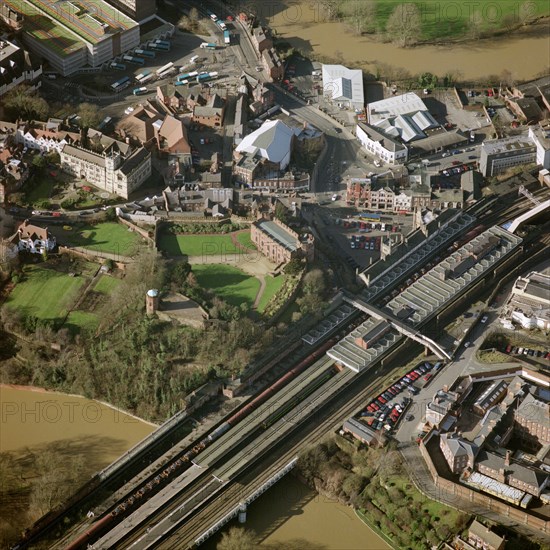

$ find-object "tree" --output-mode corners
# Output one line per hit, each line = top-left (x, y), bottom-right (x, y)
(468, 10), (484, 39)
(32, 154), (47, 173)
(519, 1), (537, 24)
(178, 14), (191, 31)
(76, 102), (101, 130)
(274, 202), (290, 224)
(386, 4), (422, 47)
(217, 527), (256, 550)
(4, 85), (49, 120)
(418, 72), (437, 89)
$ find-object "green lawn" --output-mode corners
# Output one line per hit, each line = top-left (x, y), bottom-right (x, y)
(65, 310), (99, 332)
(5, 266), (85, 321)
(191, 264), (260, 308)
(94, 275), (121, 294)
(256, 274), (286, 313)
(159, 234), (238, 256)
(235, 231), (256, 251)
(67, 223), (141, 256)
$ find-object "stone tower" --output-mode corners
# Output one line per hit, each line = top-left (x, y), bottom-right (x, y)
(146, 289), (159, 315)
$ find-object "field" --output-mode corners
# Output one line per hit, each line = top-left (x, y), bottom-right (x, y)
(256, 274), (286, 313)
(338, 0), (550, 41)
(192, 264), (260, 308)
(4, 266), (86, 321)
(235, 231), (257, 251)
(94, 275), (121, 294)
(158, 234), (239, 257)
(66, 223), (141, 256)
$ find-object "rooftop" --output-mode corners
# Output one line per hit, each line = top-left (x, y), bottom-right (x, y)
(482, 135), (536, 156)
(516, 392), (550, 426)
(4, 0), (86, 57)
(255, 220), (298, 252)
(357, 122), (407, 152)
(22, 0), (137, 45)
(368, 93), (426, 124)
(321, 64), (364, 107)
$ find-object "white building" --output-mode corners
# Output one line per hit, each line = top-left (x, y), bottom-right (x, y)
(356, 122), (408, 165)
(505, 271), (550, 330)
(528, 125), (550, 169)
(60, 132), (151, 199)
(321, 64), (364, 111)
(15, 220), (56, 254)
(16, 120), (81, 154)
(367, 93), (427, 125)
(235, 119), (300, 171)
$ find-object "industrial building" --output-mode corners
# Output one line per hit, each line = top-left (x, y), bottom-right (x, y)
(103, 0), (156, 22)
(321, 64), (364, 111)
(479, 135), (537, 177)
(503, 270), (550, 330)
(1, 0), (139, 76)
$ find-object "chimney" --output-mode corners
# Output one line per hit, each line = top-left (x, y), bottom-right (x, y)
(505, 450), (511, 466)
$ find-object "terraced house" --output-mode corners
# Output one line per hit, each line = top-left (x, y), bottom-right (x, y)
(1, 0), (139, 76)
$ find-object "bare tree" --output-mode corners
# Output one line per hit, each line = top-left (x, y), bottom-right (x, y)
(386, 3), (422, 47)
(467, 10), (484, 39)
(345, 0), (377, 35)
(217, 527), (256, 550)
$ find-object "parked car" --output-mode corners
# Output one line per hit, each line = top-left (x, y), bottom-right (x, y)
(481, 315), (488, 323)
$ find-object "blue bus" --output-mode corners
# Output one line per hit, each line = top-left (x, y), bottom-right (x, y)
(123, 55), (145, 65)
(135, 49), (156, 58)
(98, 116), (113, 130)
(110, 62), (127, 71)
(177, 71), (198, 81)
(223, 30), (230, 44)
(110, 76), (130, 92)
(149, 42), (170, 52)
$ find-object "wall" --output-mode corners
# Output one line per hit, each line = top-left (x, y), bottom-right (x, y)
(117, 215), (155, 245)
(419, 435), (550, 533)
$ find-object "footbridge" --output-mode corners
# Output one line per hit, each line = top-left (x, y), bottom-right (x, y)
(506, 199), (550, 234)
(342, 293), (452, 361)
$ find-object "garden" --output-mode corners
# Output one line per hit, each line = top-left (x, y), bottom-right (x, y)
(64, 222), (142, 256)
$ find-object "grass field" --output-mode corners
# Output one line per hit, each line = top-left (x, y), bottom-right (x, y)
(192, 264), (260, 308)
(5, 266), (86, 321)
(256, 274), (286, 313)
(159, 234), (238, 256)
(67, 223), (141, 256)
(65, 310), (99, 332)
(94, 275), (121, 294)
(235, 231), (256, 251)
(338, 0), (550, 41)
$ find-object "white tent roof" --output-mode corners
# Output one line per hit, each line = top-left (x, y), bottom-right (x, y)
(368, 93), (426, 124)
(321, 64), (364, 108)
(235, 119), (299, 163)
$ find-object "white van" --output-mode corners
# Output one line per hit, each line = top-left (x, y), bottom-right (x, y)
(189, 55), (199, 64)
(312, 70), (321, 77)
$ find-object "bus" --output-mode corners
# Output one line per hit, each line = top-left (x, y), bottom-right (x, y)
(199, 42), (217, 49)
(177, 71), (198, 81)
(207, 10), (218, 21)
(135, 69), (151, 82)
(153, 39), (170, 47)
(358, 212), (382, 222)
(156, 62), (174, 76)
(216, 20), (227, 31)
(149, 41), (170, 52)
(175, 79), (188, 86)
(137, 72), (154, 84)
(197, 71), (218, 83)
(123, 55), (145, 65)
(135, 49), (155, 58)
(223, 30), (230, 44)
(110, 76), (130, 92)
(133, 86), (148, 95)
(109, 62), (126, 71)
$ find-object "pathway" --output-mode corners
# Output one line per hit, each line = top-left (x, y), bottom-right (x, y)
(252, 275), (266, 311)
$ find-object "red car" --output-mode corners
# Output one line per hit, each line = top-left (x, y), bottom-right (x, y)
(424, 373), (433, 382)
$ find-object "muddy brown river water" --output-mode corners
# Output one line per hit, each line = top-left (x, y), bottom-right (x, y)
(266, 1), (550, 81)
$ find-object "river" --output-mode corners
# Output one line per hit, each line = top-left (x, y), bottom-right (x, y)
(205, 475), (390, 550)
(265, 0), (550, 81)
(0, 386), (156, 475)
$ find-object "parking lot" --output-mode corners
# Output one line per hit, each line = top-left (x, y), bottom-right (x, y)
(355, 361), (442, 437)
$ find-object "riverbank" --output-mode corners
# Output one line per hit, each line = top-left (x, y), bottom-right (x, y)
(267, 2), (550, 81)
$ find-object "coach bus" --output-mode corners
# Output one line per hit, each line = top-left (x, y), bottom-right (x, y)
(110, 76), (130, 92)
